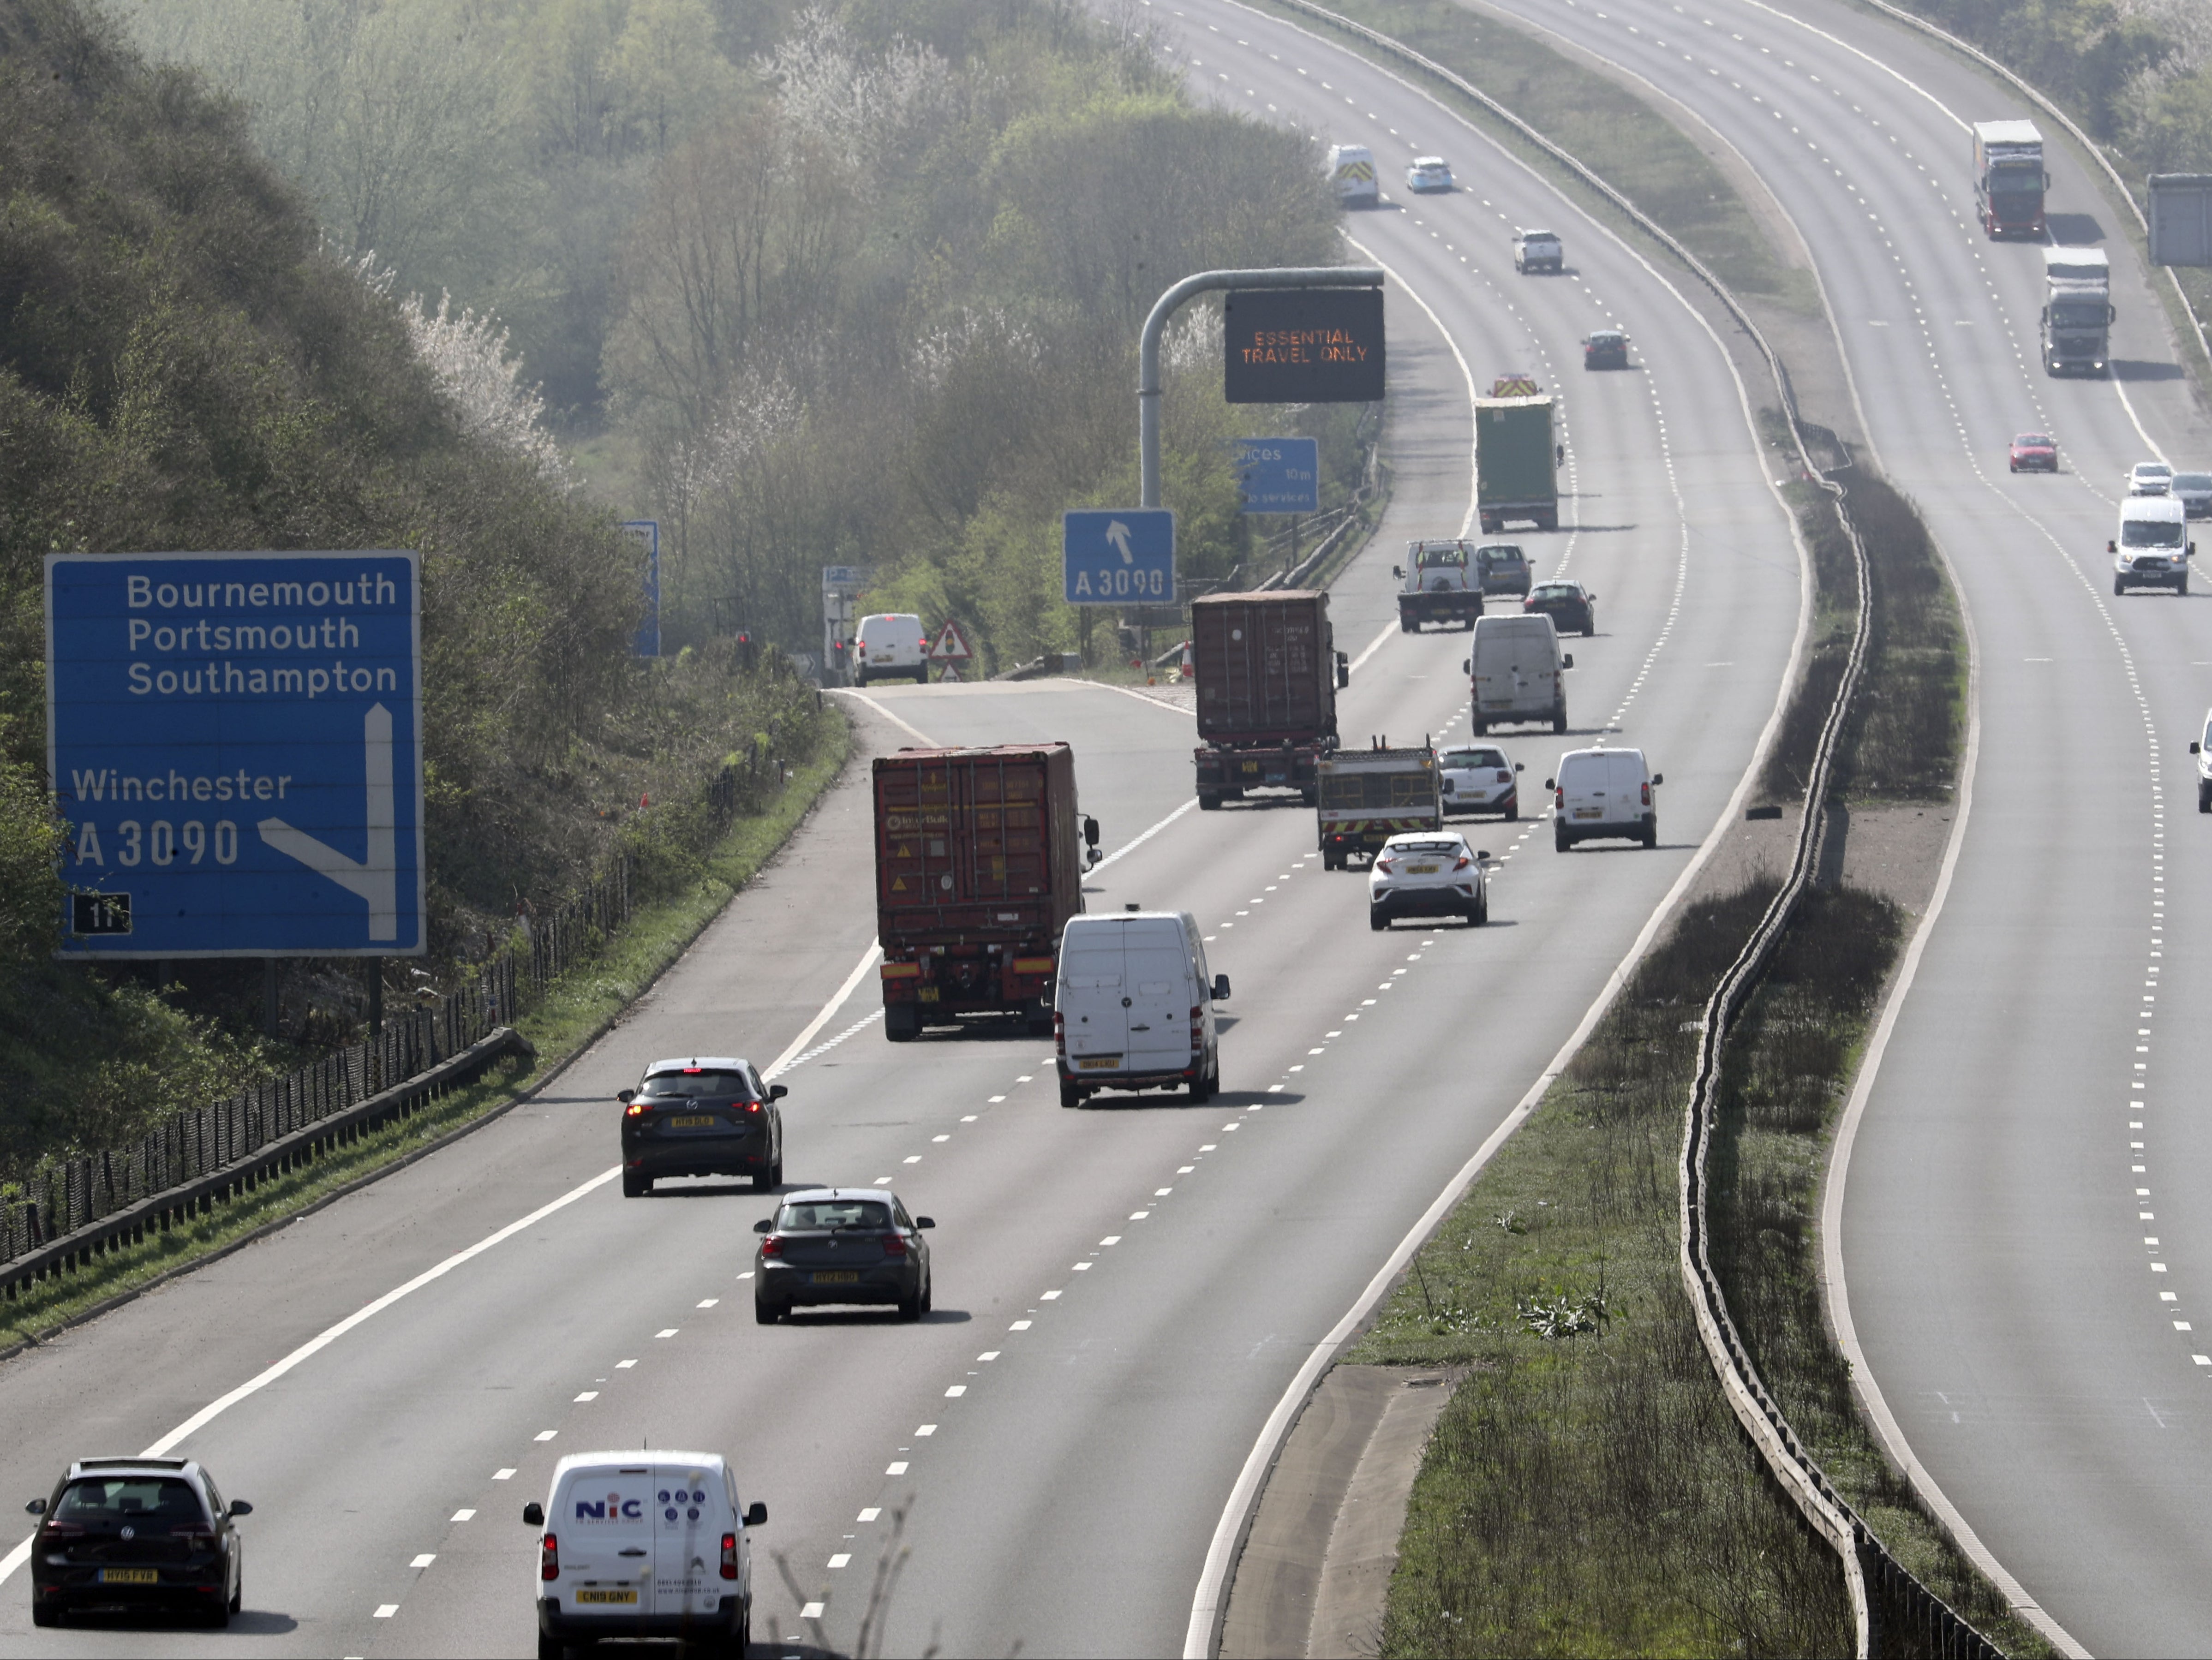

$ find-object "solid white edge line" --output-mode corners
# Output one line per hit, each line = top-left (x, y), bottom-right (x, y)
(830, 687), (936, 746)
(1178, 37), (1820, 1639)
(1091, 799), (1201, 874)
(1345, 618), (1399, 678)
(2110, 378), (2169, 467)
(0, 1164), (624, 1588)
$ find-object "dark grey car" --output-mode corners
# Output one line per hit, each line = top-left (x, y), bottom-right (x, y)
(619, 1057), (784, 1197)
(27, 1459), (250, 1629)
(754, 1189), (933, 1322)
(2174, 471), (2212, 520)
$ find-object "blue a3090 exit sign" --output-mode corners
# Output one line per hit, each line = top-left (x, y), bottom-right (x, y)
(44, 551), (426, 958)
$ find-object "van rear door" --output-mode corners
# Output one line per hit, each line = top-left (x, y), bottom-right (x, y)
(653, 1463), (727, 1624)
(1058, 924), (1130, 1070)
(1560, 753), (1609, 824)
(1124, 920), (1192, 1073)
(558, 1465), (656, 1621)
(1608, 752), (1647, 822)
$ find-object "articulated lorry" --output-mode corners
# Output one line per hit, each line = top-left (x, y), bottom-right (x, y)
(875, 745), (1099, 1042)
(1316, 742), (1442, 869)
(1476, 390), (1559, 534)
(2042, 246), (2114, 375)
(1973, 120), (2047, 238)
(1191, 590), (1345, 810)
(1393, 539), (1484, 632)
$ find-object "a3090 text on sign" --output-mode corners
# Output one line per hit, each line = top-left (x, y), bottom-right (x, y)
(1063, 509), (1174, 605)
(44, 551), (427, 958)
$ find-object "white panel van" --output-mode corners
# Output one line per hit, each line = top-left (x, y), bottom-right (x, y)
(525, 1451), (765, 1657)
(1465, 613), (1571, 734)
(1548, 746), (1662, 850)
(1054, 910), (1229, 1107)
(856, 613), (929, 684)
(1327, 144), (1379, 208)
(2112, 496), (2191, 594)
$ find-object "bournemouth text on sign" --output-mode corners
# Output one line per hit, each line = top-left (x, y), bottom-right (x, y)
(121, 570), (405, 700)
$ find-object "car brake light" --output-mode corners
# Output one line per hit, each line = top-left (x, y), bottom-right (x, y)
(173, 1524), (217, 1547)
(1641, 782), (1651, 806)
(1554, 787), (1565, 810)
(760, 1235), (783, 1258)
(882, 1231), (908, 1257)
(721, 1532), (739, 1581)
(1055, 1010), (1066, 1056)
(745, 1100), (761, 1114)
(1453, 855), (1471, 870)
(541, 1533), (559, 1581)
(625, 1101), (646, 1117)
(40, 1521), (84, 1539)
(1496, 770), (1511, 783)
(1375, 857), (1394, 872)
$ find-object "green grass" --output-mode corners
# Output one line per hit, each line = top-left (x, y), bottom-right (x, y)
(1257, 0), (1817, 314)
(0, 725), (849, 1352)
(1350, 883), (1856, 1658)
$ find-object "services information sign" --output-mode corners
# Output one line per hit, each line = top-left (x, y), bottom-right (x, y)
(1063, 510), (1175, 606)
(1222, 288), (1385, 404)
(1235, 437), (1321, 514)
(44, 551), (426, 959)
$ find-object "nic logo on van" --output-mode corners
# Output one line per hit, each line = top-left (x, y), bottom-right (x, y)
(575, 1495), (644, 1521)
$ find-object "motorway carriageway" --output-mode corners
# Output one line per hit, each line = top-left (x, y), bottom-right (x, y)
(1443, 0), (2212, 1648)
(0, 18), (1805, 1658)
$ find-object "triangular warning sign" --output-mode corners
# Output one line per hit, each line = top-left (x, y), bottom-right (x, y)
(929, 620), (974, 661)
(891, 876), (907, 891)
(896, 843), (912, 858)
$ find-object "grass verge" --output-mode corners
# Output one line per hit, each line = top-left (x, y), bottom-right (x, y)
(1350, 883), (1855, 1656)
(0, 723), (850, 1355)
(1708, 886), (2053, 1657)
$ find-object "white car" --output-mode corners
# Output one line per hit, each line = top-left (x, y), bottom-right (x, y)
(1369, 831), (1488, 929)
(2129, 462), (2175, 496)
(1405, 156), (1453, 192)
(1439, 745), (1523, 819)
(2192, 709), (2212, 812)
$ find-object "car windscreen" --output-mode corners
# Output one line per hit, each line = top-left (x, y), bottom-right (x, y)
(1531, 585), (1577, 600)
(641, 1069), (753, 1098)
(2015, 436), (2051, 448)
(2175, 474), (2212, 490)
(1441, 750), (1504, 770)
(777, 1200), (891, 1231)
(1477, 550), (1524, 568)
(55, 1478), (205, 1528)
(1413, 545), (1467, 567)
(1388, 841), (1462, 855)
(2121, 519), (2185, 549)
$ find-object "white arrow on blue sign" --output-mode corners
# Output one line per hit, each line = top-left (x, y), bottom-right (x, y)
(43, 550), (426, 958)
(1063, 509), (1175, 606)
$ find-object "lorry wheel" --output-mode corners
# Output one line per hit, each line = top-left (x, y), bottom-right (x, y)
(1198, 793), (1221, 811)
(1059, 1080), (1082, 1109)
(1400, 617), (1415, 633)
(885, 1005), (921, 1043)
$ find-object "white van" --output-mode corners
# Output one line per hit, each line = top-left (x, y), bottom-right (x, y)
(1465, 613), (1571, 734)
(1327, 144), (1380, 209)
(856, 613), (929, 684)
(2112, 496), (2192, 594)
(525, 1451), (765, 1655)
(1054, 910), (1229, 1107)
(1548, 746), (1662, 850)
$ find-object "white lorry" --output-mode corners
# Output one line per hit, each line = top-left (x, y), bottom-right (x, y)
(2041, 247), (2114, 376)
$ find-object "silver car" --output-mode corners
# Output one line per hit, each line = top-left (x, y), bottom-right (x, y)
(1439, 745), (1522, 819)
(1369, 831), (1488, 929)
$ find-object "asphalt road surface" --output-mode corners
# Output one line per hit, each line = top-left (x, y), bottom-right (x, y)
(1465, 0), (2212, 1650)
(0, 13), (1805, 1658)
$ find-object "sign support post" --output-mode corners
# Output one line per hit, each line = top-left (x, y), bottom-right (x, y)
(1137, 266), (1383, 507)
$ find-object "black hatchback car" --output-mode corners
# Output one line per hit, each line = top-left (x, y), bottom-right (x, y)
(1583, 329), (1629, 369)
(619, 1056), (785, 1197)
(754, 1188), (933, 1322)
(1524, 580), (1596, 637)
(28, 1458), (249, 1628)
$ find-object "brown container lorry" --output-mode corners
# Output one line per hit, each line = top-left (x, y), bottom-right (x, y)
(874, 745), (1099, 1042)
(1191, 590), (1346, 810)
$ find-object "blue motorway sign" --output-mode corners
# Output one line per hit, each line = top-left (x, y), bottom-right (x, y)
(1063, 509), (1175, 606)
(1236, 438), (1320, 514)
(44, 552), (426, 958)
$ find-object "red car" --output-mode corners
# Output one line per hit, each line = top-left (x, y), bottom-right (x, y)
(2009, 432), (2057, 472)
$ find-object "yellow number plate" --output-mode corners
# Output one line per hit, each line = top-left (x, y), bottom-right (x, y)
(574, 1588), (639, 1605)
(1407, 863), (1439, 874)
(1078, 1056), (1121, 1070)
(668, 1114), (715, 1128)
(1242, 761), (1261, 773)
(916, 987), (939, 1003)
(100, 1569), (159, 1585)
(813, 1270), (861, 1284)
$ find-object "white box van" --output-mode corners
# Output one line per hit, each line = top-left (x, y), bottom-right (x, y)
(1054, 910), (1229, 1107)
(1327, 144), (1379, 208)
(1548, 746), (1661, 850)
(1465, 613), (1571, 734)
(524, 1451), (765, 1656)
(856, 613), (929, 684)
(2112, 496), (2192, 594)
